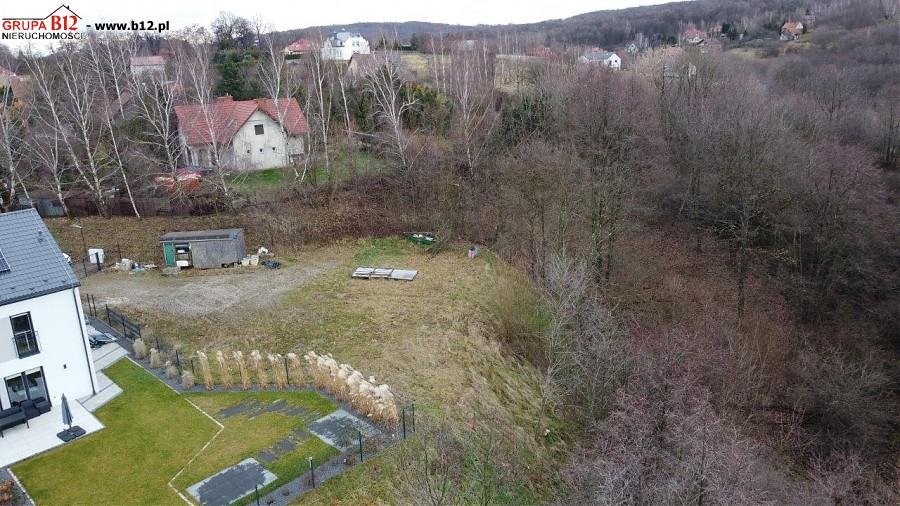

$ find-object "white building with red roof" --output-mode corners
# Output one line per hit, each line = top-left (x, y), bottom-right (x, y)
(174, 95), (310, 172)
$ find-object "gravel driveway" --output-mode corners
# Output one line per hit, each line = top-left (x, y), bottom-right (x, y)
(83, 262), (337, 317)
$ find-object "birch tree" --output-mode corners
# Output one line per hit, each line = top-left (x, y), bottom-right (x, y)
(365, 52), (418, 173)
(86, 35), (141, 217)
(0, 82), (29, 211)
(26, 47), (113, 217)
(173, 31), (234, 205)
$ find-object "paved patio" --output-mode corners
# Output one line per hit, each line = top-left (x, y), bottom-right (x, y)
(0, 335), (126, 468)
(0, 400), (104, 468)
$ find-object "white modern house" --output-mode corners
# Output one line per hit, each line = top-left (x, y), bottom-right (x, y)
(579, 49), (622, 69)
(174, 96), (310, 172)
(320, 31), (370, 61)
(0, 209), (98, 420)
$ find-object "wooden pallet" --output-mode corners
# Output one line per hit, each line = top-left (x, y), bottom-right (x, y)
(351, 267), (417, 281)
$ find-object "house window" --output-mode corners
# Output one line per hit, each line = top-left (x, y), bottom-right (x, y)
(272, 147), (276, 152)
(11, 313), (39, 358)
(254, 124), (265, 135)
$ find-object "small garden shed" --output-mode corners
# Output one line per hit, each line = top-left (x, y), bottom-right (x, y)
(160, 229), (246, 269)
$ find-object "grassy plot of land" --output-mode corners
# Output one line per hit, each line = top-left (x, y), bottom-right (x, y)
(174, 391), (339, 503)
(225, 150), (389, 197)
(93, 238), (552, 501)
(12, 360), (218, 506)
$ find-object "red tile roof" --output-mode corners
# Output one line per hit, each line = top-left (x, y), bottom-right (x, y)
(782, 21), (803, 36)
(285, 38), (315, 53)
(174, 97), (309, 146)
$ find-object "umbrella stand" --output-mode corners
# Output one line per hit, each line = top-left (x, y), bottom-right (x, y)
(56, 395), (87, 442)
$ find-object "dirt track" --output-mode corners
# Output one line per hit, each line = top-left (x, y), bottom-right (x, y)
(83, 261), (338, 317)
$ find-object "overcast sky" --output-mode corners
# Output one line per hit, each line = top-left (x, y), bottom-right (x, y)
(6, 0), (673, 31)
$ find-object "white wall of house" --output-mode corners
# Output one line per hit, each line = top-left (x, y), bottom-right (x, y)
(182, 110), (305, 172)
(604, 54), (622, 69)
(321, 35), (370, 61)
(0, 288), (97, 409)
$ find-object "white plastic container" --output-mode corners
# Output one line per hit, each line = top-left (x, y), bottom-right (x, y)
(88, 248), (105, 264)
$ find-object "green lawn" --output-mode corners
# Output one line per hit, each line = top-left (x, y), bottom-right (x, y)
(174, 391), (339, 504)
(13, 360), (342, 505)
(226, 149), (389, 196)
(13, 360), (218, 505)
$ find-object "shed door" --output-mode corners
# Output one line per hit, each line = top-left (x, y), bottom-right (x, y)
(163, 243), (176, 267)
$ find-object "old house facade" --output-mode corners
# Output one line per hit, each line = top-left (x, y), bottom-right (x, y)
(174, 96), (310, 172)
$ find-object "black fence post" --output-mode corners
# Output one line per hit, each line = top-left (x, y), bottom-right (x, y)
(105, 304), (110, 324)
(138, 325), (142, 341)
(82, 257), (88, 277)
(308, 457), (315, 488)
(190, 359), (195, 376)
(358, 430), (364, 462)
(254, 485), (260, 506)
(117, 242), (122, 263)
(402, 407), (407, 439)
(411, 403), (416, 433)
(284, 357), (290, 385)
(155, 335), (160, 351)
(94, 252), (102, 272)
(175, 349), (181, 370)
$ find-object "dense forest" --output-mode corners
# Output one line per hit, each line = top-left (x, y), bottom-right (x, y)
(0, 0), (898, 502)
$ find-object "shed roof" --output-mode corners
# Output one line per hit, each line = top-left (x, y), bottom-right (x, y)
(160, 229), (243, 242)
(0, 208), (80, 307)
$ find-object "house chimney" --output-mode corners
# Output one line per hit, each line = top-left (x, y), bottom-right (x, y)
(217, 94), (233, 102)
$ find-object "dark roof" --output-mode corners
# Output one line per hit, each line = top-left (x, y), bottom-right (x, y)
(0, 209), (80, 307)
(160, 229), (243, 242)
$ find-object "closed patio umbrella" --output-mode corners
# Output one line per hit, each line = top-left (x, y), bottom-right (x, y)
(61, 394), (73, 430)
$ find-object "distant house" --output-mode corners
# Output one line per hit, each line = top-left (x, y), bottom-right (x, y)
(0, 209), (98, 422)
(174, 95), (310, 172)
(347, 51), (409, 81)
(283, 37), (316, 57)
(454, 39), (478, 51)
(528, 46), (554, 58)
(130, 55), (166, 78)
(682, 27), (705, 45)
(321, 31), (370, 61)
(780, 21), (804, 41)
(579, 49), (621, 69)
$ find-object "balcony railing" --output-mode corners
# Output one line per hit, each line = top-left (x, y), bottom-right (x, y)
(14, 330), (40, 359)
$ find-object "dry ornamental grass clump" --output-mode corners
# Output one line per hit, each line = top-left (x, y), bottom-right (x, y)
(270, 353), (288, 389)
(165, 361), (178, 379)
(234, 351), (251, 390)
(250, 350), (269, 388)
(132, 338), (147, 360)
(216, 351), (233, 389)
(181, 370), (196, 389)
(286, 353), (305, 386)
(196, 351), (213, 390)
(149, 348), (161, 369)
(304, 350), (400, 428)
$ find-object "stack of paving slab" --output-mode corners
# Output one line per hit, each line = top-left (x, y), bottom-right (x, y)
(351, 267), (417, 281)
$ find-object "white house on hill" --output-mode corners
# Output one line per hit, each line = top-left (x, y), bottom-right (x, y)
(0, 209), (98, 419)
(174, 96), (310, 172)
(321, 31), (370, 61)
(579, 49), (621, 69)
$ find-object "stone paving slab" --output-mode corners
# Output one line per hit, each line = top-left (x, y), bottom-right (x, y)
(307, 409), (380, 451)
(186, 458), (277, 506)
